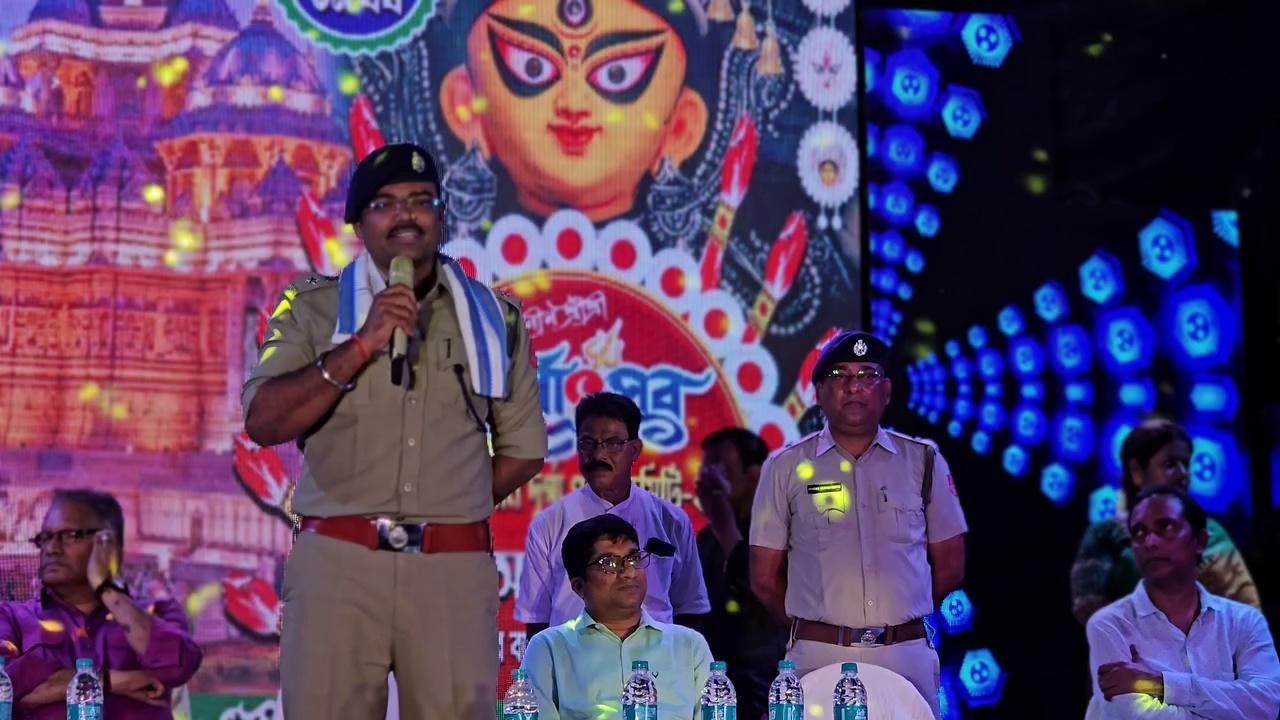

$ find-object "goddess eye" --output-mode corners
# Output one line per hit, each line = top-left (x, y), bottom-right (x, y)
(494, 35), (561, 88)
(589, 50), (656, 94)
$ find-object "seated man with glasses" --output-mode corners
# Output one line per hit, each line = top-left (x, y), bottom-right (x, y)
(0, 489), (203, 719)
(521, 514), (713, 720)
(517, 392), (709, 638)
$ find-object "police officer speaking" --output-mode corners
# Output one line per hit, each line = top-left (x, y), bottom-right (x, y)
(749, 331), (967, 719)
(242, 143), (548, 718)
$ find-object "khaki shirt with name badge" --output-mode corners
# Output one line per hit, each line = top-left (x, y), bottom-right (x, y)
(750, 424), (967, 629)
(241, 263), (548, 522)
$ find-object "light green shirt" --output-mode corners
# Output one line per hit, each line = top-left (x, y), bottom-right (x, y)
(520, 609), (714, 720)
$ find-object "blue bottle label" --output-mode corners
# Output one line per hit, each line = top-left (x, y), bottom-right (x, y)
(68, 705), (102, 720)
(1, 700), (11, 720)
(503, 713), (538, 720)
(768, 704), (803, 720)
(625, 705), (658, 720)
(702, 706), (737, 720)
(835, 704), (868, 720)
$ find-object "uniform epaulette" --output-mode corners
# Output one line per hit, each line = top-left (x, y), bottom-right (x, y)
(287, 272), (338, 295)
(884, 428), (939, 451)
(493, 288), (522, 310)
(772, 428), (823, 458)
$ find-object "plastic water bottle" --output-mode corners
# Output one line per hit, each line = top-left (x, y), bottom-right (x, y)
(66, 658), (103, 720)
(767, 659), (803, 720)
(0, 656), (14, 720)
(503, 668), (538, 719)
(621, 660), (658, 720)
(700, 660), (736, 720)
(833, 662), (868, 720)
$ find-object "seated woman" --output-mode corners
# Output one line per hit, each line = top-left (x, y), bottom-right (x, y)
(1070, 417), (1259, 625)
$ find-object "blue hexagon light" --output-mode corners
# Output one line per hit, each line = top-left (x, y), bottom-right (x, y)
(1033, 281), (1069, 323)
(1011, 404), (1047, 445)
(939, 671), (961, 720)
(1186, 428), (1244, 513)
(905, 249), (926, 274)
(1211, 209), (1239, 248)
(979, 400), (1006, 432)
(865, 122), (879, 159)
(971, 430), (991, 455)
(977, 348), (1003, 379)
(875, 229), (906, 263)
(1009, 335), (1045, 377)
(926, 152), (960, 194)
(1089, 485), (1120, 524)
(1097, 306), (1155, 374)
(883, 124), (926, 176)
(1002, 444), (1029, 477)
(961, 13), (1017, 68)
(915, 204), (941, 238)
(1166, 284), (1237, 368)
(885, 48), (940, 120)
(1078, 250), (1125, 305)
(1189, 377), (1239, 418)
(1138, 210), (1198, 282)
(1053, 410), (1095, 462)
(968, 325), (988, 349)
(865, 47), (880, 94)
(940, 85), (986, 139)
(1049, 324), (1092, 376)
(881, 181), (916, 225)
(1118, 380), (1156, 412)
(1040, 463), (1075, 506)
(939, 589), (975, 633)
(997, 305), (1025, 336)
(1099, 415), (1138, 479)
(958, 649), (1005, 708)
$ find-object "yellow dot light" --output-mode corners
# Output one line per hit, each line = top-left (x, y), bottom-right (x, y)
(142, 183), (165, 206)
(1, 189), (20, 210)
(78, 382), (101, 403)
(110, 403), (129, 420)
(796, 461), (815, 481)
(163, 249), (182, 268)
(338, 72), (360, 95)
(268, 85), (285, 102)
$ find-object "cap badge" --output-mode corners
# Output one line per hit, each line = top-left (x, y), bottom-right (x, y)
(411, 151), (425, 173)
(853, 338), (868, 356)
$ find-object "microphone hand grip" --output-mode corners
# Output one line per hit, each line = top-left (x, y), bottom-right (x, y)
(389, 255), (414, 361)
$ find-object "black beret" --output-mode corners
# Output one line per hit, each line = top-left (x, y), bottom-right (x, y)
(811, 331), (890, 385)
(343, 143), (441, 224)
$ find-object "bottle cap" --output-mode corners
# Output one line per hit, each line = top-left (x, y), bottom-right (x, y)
(511, 669), (527, 681)
(0, 656), (6, 667)
(710, 660), (727, 672)
(75, 658), (94, 671)
(778, 660), (796, 671)
(632, 660), (649, 670)
(841, 662), (859, 673)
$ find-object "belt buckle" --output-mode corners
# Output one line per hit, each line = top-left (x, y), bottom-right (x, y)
(376, 518), (425, 553)
(858, 627), (883, 647)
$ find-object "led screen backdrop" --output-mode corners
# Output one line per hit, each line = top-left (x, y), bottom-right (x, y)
(860, 8), (1251, 717)
(0, 0), (859, 714)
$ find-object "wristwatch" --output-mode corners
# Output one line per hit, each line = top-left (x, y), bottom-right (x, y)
(95, 577), (130, 600)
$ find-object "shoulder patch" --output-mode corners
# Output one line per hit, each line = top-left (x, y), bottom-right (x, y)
(771, 429), (822, 459)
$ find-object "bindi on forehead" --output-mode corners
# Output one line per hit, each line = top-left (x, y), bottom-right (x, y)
(558, 0), (591, 29)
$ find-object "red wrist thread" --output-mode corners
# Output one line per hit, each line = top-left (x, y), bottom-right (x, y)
(351, 335), (371, 362)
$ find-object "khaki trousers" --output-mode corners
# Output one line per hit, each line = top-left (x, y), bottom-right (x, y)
(280, 531), (499, 719)
(788, 637), (941, 719)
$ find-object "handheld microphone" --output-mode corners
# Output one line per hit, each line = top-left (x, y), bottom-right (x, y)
(389, 255), (414, 386)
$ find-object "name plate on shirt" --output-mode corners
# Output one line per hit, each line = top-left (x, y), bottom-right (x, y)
(806, 482), (844, 495)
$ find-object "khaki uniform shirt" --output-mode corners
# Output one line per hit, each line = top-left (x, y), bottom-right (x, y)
(241, 264), (548, 522)
(750, 424), (967, 628)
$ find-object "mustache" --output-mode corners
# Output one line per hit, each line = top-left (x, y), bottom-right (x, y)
(583, 460), (613, 473)
(387, 222), (423, 236)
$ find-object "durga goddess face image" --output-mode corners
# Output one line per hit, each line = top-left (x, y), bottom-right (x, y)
(440, 0), (709, 222)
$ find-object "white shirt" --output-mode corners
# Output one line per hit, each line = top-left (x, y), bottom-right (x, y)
(1085, 581), (1280, 720)
(515, 483), (710, 626)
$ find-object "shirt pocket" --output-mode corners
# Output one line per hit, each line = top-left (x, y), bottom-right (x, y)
(430, 336), (487, 419)
(877, 485), (925, 544)
(792, 481), (848, 548)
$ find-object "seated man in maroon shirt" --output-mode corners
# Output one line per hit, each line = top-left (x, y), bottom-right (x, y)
(1, 489), (202, 719)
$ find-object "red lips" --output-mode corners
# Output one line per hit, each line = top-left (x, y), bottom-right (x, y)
(549, 123), (602, 155)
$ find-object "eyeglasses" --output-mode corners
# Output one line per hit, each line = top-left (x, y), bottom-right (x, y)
(365, 196), (443, 215)
(30, 528), (101, 549)
(823, 367), (885, 389)
(577, 437), (633, 454)
(589, 551), (651, 574)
